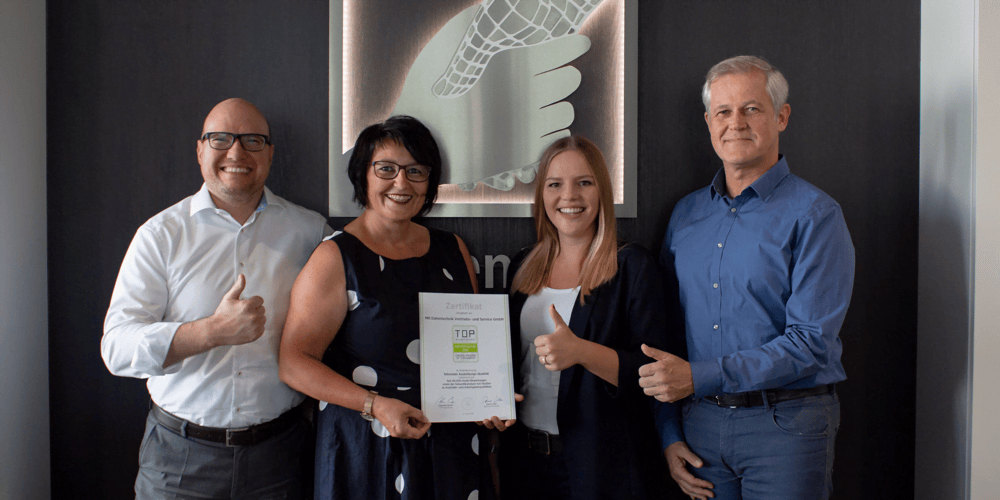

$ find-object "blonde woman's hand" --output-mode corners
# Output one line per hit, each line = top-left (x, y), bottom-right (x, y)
(534, 305), (582, 371)
(480, 394), (524, 431)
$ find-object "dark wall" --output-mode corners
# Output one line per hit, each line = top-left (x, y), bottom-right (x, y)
(47, 1), (919, 498)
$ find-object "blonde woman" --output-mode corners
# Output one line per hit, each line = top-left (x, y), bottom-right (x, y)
(498, 136), (672, 499)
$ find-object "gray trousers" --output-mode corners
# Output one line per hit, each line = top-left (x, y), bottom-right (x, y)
(135, 410), (309, 500)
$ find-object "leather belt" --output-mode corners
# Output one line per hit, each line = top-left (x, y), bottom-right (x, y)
(706, 384), (835, 408)
(150, 403), (302, 447)
(525, 428), (563, 455)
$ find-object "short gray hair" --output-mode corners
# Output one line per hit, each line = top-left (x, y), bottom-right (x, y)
(702, 55), (789, 114)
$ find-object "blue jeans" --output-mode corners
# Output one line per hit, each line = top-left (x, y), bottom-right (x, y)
(681, 392), (840, 500)
(135, 411), (309, 499)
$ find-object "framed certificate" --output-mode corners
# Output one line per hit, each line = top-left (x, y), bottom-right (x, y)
(419, 292), (516, 422)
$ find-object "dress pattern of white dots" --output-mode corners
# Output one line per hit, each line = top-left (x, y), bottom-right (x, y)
(313, 228), (485, 499)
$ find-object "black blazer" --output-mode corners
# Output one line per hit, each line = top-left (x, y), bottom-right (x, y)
(501, 244), (673, 499)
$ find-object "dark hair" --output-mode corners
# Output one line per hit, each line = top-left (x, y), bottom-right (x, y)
(346, 115), (442, 217)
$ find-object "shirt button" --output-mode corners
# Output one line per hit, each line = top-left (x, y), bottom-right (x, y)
(240, 262), (244, 267)
(713, 283), (719, 288)
(713, 325), (719, 330)
(717, 243), (723, 248)
(730, 207), (737, 213)
(236, 407), (241, 412)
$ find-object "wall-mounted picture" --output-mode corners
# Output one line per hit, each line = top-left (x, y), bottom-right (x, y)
(329, 0), (636, 217)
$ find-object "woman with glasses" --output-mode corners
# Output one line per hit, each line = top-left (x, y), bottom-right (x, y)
(497, 136), (672, 499)
(279, 116), (504, 499)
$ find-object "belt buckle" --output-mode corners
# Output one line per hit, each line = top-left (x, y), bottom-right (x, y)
(712, 395), (739, 408)
(711, 395), (729, 408)
(225, 427), (250, 447)
(529, 430), (552, 455)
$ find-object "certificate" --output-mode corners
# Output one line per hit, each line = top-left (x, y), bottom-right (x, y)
(419, 292), (516, 423)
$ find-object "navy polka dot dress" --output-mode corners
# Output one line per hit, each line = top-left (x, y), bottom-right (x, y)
(315, 228), (484, 500)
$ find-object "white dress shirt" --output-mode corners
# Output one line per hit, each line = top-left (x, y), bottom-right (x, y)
(102, 184), (331, 427)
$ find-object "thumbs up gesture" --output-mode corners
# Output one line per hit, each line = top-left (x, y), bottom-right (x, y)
(210, 274), (267, 346)
(533, 304), (581, 371)
(638, 344), (694, 402)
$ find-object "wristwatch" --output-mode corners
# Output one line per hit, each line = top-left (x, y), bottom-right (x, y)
(361, 390), (378, 421)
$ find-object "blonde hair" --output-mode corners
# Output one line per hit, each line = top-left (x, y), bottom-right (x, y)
(511, 136), (618, 303)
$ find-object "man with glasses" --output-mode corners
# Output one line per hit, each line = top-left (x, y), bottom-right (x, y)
(102, 98), (331, 499)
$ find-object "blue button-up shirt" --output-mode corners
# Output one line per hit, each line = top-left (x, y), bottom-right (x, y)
(655, 157), (855, 447)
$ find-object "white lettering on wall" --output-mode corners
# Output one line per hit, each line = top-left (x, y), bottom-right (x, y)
(469, 254), (511, 290)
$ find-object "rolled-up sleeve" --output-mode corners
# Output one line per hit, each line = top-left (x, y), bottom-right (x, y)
(101, 225), (182, 378)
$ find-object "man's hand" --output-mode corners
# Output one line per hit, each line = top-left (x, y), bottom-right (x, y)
(666, 441), (715, 499)
(209, 274), (266, 347)
(638, 344), (694, 402)
(534, 305), (582, 371)
(371, 396), (431, 439)
(163, 274), (267, 368)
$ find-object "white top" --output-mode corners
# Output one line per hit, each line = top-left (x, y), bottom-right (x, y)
(102, 185), (331, 427)
(518, 286), (581, 435)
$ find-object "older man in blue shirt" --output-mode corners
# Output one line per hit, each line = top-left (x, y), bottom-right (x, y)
(639, 56), (855, 500)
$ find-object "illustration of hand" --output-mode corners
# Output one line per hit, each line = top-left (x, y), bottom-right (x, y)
(391, 1), (599, 191)
(432, 0), (605, 99)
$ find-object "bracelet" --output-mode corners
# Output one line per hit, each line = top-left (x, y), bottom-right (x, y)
(361, 390), (378, 421)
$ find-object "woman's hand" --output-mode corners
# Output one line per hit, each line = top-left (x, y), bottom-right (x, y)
(534, 304), (621, 385)
(534, 304), (583, 371)
(480, 393), (524, 431)
(371, 396), (431, 439)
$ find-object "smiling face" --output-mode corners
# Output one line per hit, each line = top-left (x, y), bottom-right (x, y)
(705, 70), (790, 172)
(364, 140), (428, 223)
(542, 150), (600, 244)
(197, 99), (273, 208)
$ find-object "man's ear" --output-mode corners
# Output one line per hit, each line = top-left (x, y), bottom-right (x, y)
(776, 103), (791, 132)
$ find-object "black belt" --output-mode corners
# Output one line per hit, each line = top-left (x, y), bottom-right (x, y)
(706, 384), (835, 408)
(150, 403), (302, 447)
(524, 428), (563, 455)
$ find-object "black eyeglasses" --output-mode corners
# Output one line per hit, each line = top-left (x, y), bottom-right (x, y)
(201, 132), (271, 152)
(372, 160), (431, 182)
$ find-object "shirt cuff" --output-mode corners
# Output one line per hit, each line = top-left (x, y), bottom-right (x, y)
(651, 398), (684, 451)
(690, 358), (723, 398)
(134, 322), (184, 376)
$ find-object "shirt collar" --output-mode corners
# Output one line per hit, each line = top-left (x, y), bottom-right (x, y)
(748, 156), (789, 202)
(710, 155), (789, 202)
(190, 184), (276, 216)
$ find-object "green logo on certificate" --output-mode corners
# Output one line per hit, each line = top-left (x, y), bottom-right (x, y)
(452, 326), (478, 362)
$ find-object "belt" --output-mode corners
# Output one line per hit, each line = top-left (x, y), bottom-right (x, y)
(525, 428), (563, 455)
(706, 384), (835, 408)
(150, 403), (302, 447)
